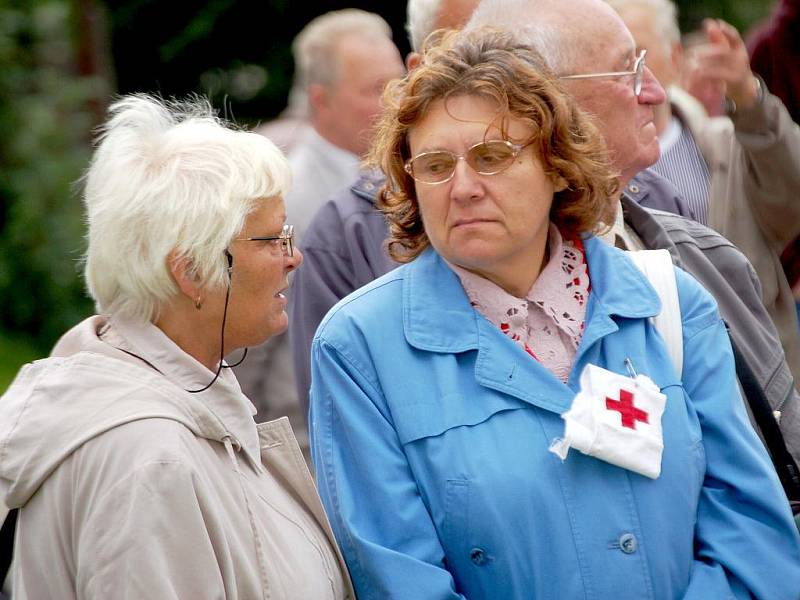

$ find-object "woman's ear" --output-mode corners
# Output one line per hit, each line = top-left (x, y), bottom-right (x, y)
(167, 250), (201, 302)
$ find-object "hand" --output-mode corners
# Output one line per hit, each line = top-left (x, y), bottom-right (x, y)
(689, 19), (759, 110)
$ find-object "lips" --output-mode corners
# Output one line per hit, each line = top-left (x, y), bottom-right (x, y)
(452, 217), (496, 227)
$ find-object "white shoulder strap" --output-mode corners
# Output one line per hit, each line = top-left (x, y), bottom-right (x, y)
(626, 249), (683, 378)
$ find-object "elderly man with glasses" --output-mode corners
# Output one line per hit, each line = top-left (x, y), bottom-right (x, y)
(604, 0), (800, 390)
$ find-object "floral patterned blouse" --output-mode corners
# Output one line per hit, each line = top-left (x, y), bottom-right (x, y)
(449, 224), (591, 383)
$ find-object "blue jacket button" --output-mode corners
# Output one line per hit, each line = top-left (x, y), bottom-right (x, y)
(470, 547), (488, 566)
(619, 533), (638, 554)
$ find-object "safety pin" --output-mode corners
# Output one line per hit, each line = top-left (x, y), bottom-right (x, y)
(624, 357), (638, 379)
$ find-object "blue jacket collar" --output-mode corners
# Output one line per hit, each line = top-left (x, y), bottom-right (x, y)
(403, 236), (662, 352)
(401, 237), (663, 412)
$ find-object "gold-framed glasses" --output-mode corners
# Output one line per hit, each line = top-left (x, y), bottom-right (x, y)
(236, 224), (294, 257)
(559, 49), (647, 97)
(404, 140), (528, 185)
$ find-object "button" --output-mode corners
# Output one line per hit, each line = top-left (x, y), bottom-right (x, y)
(627, 184), (640, 194)
(619, 533), (638, 554)
(469, 547), (488, 566)
(363, 181), (375, 191)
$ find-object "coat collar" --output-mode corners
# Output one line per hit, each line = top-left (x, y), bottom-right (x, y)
(402, 238), (663, 411)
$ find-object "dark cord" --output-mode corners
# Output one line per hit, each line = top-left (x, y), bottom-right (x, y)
(187, 249), (248, 393)
(113, 250), (248, 394)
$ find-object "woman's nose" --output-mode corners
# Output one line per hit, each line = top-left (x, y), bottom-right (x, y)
(286, 247), (303, 272)
(449, 159), (484, 203)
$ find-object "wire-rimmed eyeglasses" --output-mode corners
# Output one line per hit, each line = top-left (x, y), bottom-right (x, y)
(559, 49), (648, 97)
(404, 140), (529, 185)
(235, 224), (295, 257)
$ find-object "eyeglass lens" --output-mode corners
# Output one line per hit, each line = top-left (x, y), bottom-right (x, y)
(633, 52), (646, 96)
(281, 225), (294, 258)
(408, 141), (518, 183)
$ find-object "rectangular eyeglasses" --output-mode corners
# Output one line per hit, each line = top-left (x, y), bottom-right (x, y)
(559, 49), (647, 97)
(236, 224), (295, 257)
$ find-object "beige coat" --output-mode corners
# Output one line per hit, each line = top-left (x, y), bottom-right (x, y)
(671, 86), (800, 382)
(0, 315), (354, 599)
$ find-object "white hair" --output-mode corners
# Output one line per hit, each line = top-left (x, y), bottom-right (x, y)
(605, 0), (680, 50)
(83, 94), (291, 322)
(466, 0), (624, 75)
(467, 0), (583, 73)
(406, 0), (443, 52)
(292, 9), (393, 90)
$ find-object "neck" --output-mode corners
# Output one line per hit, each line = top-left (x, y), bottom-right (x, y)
(155, 302), (221, 372)
(654, 101), (672, 136)
(311, 120), (362, 157)
(467, 237), (550, 299)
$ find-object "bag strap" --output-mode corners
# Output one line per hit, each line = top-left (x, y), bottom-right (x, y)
(727, 331), (800, 504)
(626, 249), (683, 378)
(627, 249), (800, 505)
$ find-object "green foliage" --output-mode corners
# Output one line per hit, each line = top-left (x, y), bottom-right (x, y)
(0, 1), (105, 352)
(674, 0), (775, 35)
(0, 330), (41, 394)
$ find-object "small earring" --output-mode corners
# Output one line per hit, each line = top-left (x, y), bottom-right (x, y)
(194, 295), (203, 310)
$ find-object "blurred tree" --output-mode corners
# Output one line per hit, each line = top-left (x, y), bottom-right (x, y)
(675, 0), (775, 36)
(105, 0), (410, 125)
(0, 0), (111, 351)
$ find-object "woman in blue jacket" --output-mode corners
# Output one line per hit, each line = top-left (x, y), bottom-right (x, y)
(309, 27), (800, 599)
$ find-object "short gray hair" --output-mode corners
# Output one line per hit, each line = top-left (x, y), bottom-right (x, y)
(605, 0), (680, 51)
(406, 0), (443, 52)
(83, 94), (291, 322)
(292, 9), (393, 90)
(467, 0), (584, 73)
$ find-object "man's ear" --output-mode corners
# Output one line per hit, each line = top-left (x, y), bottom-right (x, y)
(167, 250), (201, 301)
(307, 82), (328, 116)
(406, 52), (422, 71)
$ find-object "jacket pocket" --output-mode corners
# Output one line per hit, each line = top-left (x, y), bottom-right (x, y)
(391, 392), (529, 444)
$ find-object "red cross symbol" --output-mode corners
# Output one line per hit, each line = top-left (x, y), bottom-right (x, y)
(606, 388), (649, 429)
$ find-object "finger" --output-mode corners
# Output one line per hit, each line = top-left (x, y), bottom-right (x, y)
(702, 18), (730, 50)
(715, 19), (745, 50)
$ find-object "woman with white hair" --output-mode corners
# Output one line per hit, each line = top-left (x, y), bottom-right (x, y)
(0, 95), (352, 599)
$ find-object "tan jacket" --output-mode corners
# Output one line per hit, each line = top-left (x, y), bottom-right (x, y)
(0, 316), (354, 599)
(671, 86), (800, 383)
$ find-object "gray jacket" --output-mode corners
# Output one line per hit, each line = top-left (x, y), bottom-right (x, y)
(289, 171), (799, 462)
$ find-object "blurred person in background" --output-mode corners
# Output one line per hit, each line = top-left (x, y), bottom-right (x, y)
(0, 95), (352, 599)
(309, 26), (800, 598)
(606, 0), (800, 382)
(234, 9), (404, 457)
(289, 0), (479, 412)
(747, 0), (800, 329)
(286, 8), (405, 242)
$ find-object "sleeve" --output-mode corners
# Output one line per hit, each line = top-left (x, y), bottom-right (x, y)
(673, 267), (800, 599)
(289, 241), (359, 417)
(731, 88), (800, 249)
(77, 460), (229, 599)
(309, 335), (465, 600)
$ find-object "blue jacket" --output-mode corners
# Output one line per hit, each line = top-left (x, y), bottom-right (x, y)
(309, 236), (800, 599)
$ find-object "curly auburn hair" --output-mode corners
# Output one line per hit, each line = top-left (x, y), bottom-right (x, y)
(368, 27), (619, 263)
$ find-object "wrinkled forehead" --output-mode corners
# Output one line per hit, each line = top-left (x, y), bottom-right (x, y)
(570, 8), (637, 71)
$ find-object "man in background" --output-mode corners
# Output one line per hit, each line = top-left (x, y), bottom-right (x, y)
(286, 9), (404, 241)
(607, 0), (800, 381)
